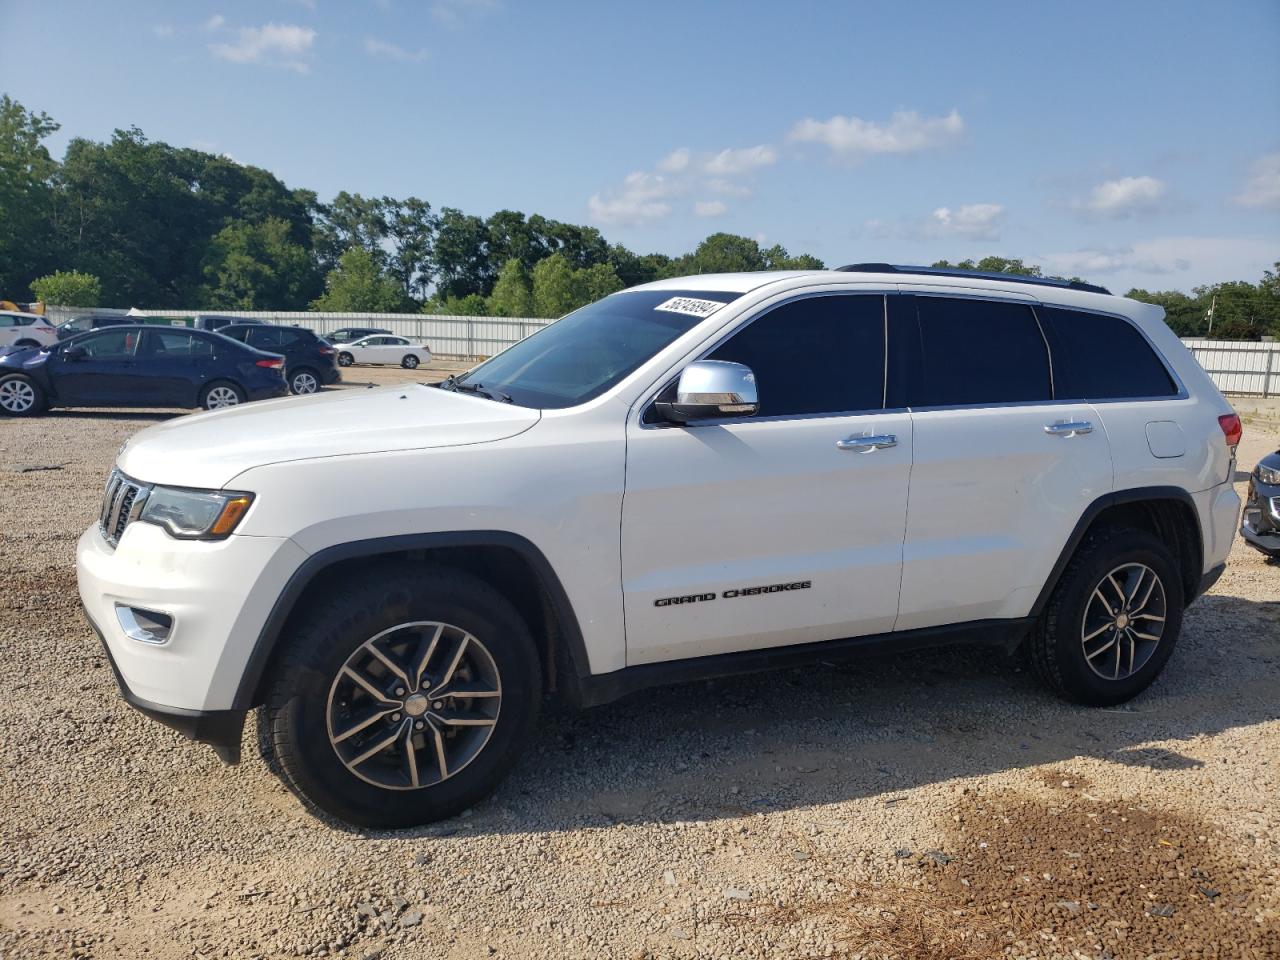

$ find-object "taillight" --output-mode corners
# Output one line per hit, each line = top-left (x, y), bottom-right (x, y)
(1218, 413), (1242, 448)
(256, 358), (284, 369)
(319, 346), (335, 355)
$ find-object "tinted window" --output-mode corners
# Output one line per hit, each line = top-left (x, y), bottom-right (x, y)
(148, 331), (214, 357)
(902, 297), (1051, 407)
(1040, 306), (1177, 399)
(277, 328), (309, 346)
(220, 327), (251, 343)
(75, 330), (140, 358)
(708, 295), (885, 418)
(248, 327), (283, 347)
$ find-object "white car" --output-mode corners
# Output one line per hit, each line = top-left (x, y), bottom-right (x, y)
(0, 311), (59, 351)
(336, 335), (430, 369)
(78, 264), (1241, 828)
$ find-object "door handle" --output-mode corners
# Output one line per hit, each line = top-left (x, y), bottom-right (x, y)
(836, 433), (898, 452)
(1044, 420), (1093, 437)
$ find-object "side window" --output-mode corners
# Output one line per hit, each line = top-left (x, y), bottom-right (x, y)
(220, 327), (250, 344)
(250, 327), (282, 347)
(148, 331), (213, 357)
(901, 297), (1052, 407)
(1040, 306), (1177, 399)
(277, 328), (306, 346)
(707, 295), (885, 418)
(0, 315), (14, 328)
(77, 330), (140, 358)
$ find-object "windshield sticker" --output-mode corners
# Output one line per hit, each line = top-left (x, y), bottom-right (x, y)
(654, 296), (727, 318)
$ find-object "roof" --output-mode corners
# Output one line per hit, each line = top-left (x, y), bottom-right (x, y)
(835, 262), (1111, 295)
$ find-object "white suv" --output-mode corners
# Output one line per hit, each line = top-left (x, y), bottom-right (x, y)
(77, 265), (1242, 827)
(0, 310), (59, 350)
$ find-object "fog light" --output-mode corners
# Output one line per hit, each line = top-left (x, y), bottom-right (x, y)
(115, 605), (174, 645)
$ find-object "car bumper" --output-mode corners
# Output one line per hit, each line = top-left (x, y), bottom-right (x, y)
(247, 381), (290, 402)
(1241, 478), (1280, 558)
(76, 521), (309, 757)
(320, 366), (342, 386)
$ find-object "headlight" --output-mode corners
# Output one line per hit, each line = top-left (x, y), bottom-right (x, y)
(139, 486), (254, 539)
(1256, 463), (1280, 486)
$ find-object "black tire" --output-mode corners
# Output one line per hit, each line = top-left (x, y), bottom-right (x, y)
(263, 565), (541, 828)
(289, 367), (321, 395)
(0, 373), (47, 416)
(337, 352), (353, 367)
(199, 380), (247, 410)
(401, 354), (420, 370)
(1028, 527), (1184, 706)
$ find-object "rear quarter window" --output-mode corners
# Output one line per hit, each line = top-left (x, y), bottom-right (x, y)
(1039, 306), (1178, 400)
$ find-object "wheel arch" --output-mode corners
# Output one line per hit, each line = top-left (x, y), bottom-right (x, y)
(234, 531), (592, 711)
(1031, 487), (1204, 619)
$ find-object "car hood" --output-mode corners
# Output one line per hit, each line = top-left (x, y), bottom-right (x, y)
(118, 384), (541, 488)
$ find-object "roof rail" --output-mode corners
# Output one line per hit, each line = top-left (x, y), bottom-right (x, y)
(834, 263), (1112, 296)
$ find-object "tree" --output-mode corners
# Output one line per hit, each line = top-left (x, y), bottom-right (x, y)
(201, 218), (319, 309)
(311, 248), (410, 313)
(531, 253), (578, 318)
(0, 96), (60, 297)
(487, 258), (534, 317)
(762, 243), (824, 271)
(572, 262), (623, 305)
(433, 207), (491, 299)
(386, 197), (436, 300)
(30, 270), (101, 306)
(932, 256), (1042, 277)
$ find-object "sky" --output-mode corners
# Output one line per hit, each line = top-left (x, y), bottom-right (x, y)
(3, 0), (1278, 293)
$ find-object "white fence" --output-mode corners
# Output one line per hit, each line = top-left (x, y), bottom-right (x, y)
(1182, 339), (1280, 398)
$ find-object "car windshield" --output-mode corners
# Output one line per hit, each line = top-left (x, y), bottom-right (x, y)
(449, 289), (742, 408)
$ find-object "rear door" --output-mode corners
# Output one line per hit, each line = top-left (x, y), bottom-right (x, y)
(136, 330), (218, 406)
(893, 292), (1113, 630)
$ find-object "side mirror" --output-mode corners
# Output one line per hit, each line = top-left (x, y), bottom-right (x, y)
(655, 360), (759, 424)
(63, 345), (87, 361)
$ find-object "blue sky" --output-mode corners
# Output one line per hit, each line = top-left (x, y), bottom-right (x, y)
(4, 0), (1278, 292)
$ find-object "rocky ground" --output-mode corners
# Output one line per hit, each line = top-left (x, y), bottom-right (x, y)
(1, 368), (1277, 959)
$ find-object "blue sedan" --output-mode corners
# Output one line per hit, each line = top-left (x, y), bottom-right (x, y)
(0, 325), (289, 416)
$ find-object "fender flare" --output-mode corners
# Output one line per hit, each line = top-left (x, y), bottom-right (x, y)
(231, 530), (592, 710)
(1029, 485), (1203, 618)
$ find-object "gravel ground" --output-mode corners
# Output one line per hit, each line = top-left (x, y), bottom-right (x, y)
(1, 373), (1278, 960)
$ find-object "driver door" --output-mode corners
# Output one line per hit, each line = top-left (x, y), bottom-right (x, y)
(620, 292), (912, 664)
(50, 329), (144, 405)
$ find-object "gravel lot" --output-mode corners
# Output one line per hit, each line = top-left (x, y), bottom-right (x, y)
(1, 368), (1278, 960)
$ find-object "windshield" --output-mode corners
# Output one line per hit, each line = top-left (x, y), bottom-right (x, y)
(451, 289), (742, 408)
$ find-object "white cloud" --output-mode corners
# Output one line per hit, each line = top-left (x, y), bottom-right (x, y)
(788, 109), (964, 160)
(703, 144), (777, 176)
(1234, 152), (1280, 210)
(203, 14), (226, 31)
(1083, 175), (1168, 217)
(927, 203), (1005, 240)
(364, 37), (427, 62)
(694, 200), (727, 218)
(656, 148), (691, 174)
(587, 171), (675, 225)
(1039, 236), (1275, 288)
(210, 22), (316, 73)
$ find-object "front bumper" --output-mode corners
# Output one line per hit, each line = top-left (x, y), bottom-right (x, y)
(1241, 478), (1280, 558)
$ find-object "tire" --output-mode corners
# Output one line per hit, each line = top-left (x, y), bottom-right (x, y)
(263, 565), (541, 828)
(401, 354), (420, 370)
(1028, 527), (1184, 706)
(200, 380), (247, 410)
(337, 352), (353, 367)
(0, 374), (47, 416)
(289, 367), (321, 395)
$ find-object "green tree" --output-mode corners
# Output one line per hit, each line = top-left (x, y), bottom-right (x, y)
(762, 243), (824, 270)
(201, 218), (319, 309)
(0, 96), (60, 297)
(931, 256), (1043, 277)
(311, 248), (410, 313)
(1125, 288), (1206, 336)
(30, 270), (101, 306)
(434, 208), (491, 299)
(531, 253), (578, 318)
(572, 262), (623, 305)
(487, 258), (534, 317)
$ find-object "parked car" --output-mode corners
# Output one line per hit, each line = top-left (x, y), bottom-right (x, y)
(194, 314), (268, 332)
(0, 310), (59, 351)
(219, 324), (341, 395)
(1241, 449), (1280, 559)
(55, 314), (135, 340)
(0, 325), (287, 416)
(337, 335), (430, 369)
(326, 326), (392, 344)
(77, 264), (1241, 828)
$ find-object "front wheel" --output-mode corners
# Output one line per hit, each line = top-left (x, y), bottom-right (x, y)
(262, 566), (541, 828)
(1028, 528), (1184, 706)
(0, 374), (46, 416)
(401, 354), (420, 370)
(200, 380), (246, 410)
(337, 352), (353, 367)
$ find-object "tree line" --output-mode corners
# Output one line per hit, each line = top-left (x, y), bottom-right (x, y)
(3, 96), (1275, 334)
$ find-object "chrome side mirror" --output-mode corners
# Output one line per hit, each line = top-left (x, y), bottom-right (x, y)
(655, 360), (759, 423)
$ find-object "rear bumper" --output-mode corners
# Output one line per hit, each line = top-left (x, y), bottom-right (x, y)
(247, 381), (290, 402)
(320, 366), (342, 386)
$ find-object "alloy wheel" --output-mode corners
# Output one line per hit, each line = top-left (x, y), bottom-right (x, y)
(292, 372), (319, 394)
(402, 355), (419, 369)
(326, 621), (502, 790)
(205, 386), (241, 409)
(0, 379), (36, 413)
(1080, 562), (1166, 681)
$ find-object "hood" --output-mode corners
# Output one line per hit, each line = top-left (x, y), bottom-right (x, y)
(118, 384), (541, 488)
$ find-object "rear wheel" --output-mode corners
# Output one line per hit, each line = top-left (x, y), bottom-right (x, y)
(401, 354), (420, 370)
(0, 374), (46, 416)
(1028, 528), (1184, 706)
(289, 368), (320, 395)
(13, 339), (39, 349)
(337, 352), (354, 367)
(263, 566), (541, 828)
(200, 380), (246, 410)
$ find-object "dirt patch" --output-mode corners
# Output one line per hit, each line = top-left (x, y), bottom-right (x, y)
(753, 789), (1279, 959)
